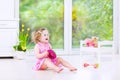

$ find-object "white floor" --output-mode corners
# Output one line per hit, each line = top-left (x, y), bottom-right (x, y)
(0, 54), (120, 80)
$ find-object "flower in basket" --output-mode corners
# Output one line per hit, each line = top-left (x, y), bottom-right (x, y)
(13, 24), (30, 52)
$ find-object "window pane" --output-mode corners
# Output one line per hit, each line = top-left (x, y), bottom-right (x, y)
(72, 0), (113, 48)
(20, 0), (64, 49)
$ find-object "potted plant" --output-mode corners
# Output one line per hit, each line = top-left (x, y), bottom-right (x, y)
(13, 24), (30, 59)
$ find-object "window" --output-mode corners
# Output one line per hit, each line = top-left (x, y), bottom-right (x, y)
(20, 0), (64, 49)
(20, 0), (119, 54)
(72, 0), (113, 48)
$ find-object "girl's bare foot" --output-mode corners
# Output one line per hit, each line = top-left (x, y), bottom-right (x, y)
(69, 67), (77, 71)
(56, 68), (63, 73)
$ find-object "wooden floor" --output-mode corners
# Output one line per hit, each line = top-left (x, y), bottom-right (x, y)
(0, 54), (120, 80)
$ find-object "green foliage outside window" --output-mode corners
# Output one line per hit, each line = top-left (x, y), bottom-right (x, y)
(20, 0), (64, 49)
(20, 0), (113, 49)
(72, 0), (113, 48)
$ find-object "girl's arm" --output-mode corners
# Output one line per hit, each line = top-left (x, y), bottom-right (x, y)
(49, 43), (52, 49)
(34, 45), (48, 59)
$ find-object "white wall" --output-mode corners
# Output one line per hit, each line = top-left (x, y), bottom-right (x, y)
(118, 0), (120, 55)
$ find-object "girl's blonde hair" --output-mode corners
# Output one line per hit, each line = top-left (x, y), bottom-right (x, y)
(31, 28), (48, 44)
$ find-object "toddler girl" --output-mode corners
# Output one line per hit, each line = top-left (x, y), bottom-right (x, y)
(32, 28), (77, 73)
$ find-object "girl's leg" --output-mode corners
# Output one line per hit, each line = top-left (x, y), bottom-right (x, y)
(42, 58), (63, 73)
(40, 64), (47, 70)
(55, 57), (77, 71)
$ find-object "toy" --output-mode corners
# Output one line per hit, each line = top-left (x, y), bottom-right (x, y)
(85, 36), (98, 48)
(83, 63), (99, 68)
(47, 49), (57, 59)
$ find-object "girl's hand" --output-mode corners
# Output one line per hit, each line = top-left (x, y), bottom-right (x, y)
(43, 51), (49, 57)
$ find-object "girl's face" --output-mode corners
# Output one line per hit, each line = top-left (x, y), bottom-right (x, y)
(39, 30), (49, 43)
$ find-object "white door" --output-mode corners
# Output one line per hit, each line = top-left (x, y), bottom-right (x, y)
(0, 0), (19, 57)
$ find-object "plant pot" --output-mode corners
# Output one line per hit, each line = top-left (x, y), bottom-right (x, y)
(15, 51), (26, 60)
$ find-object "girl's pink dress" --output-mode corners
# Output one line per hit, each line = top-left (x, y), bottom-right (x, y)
(33, 42), (57, 70)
